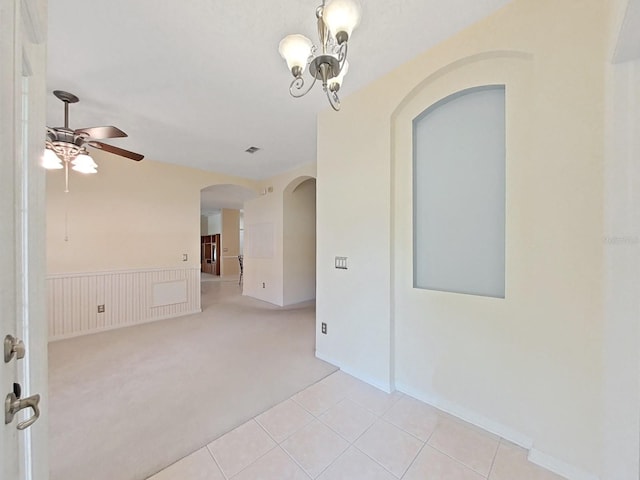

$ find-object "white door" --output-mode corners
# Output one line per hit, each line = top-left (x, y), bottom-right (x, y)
(1, 0), (48, 479)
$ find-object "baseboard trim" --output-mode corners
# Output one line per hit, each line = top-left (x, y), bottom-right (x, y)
(314, 351), (393, 393)
(49, 308), (202, 342)
(395, 382), (600, 480)
(395, 382), (533, 449)
(528, 449), (600, 480)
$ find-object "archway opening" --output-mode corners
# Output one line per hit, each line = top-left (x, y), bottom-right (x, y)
(283, 177), (317, 305)
(200, 184), (257, 280)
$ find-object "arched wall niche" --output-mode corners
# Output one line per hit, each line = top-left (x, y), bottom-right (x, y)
(390, 51), (564, 458)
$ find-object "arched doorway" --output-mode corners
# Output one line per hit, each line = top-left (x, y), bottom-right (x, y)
(200, 184), (257, 279)
(283, 177), (317, 305)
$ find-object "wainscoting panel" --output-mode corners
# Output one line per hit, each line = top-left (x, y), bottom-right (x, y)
(47, 267), (201, 341)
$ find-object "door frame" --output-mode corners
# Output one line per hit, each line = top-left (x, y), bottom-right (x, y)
(1, 0), (49, 478)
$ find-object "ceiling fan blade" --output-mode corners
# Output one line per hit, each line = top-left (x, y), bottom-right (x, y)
(75, 125), (128, 139)
(88, 141), (144, 161)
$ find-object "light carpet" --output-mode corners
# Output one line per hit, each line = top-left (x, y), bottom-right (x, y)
(48, 277), (337, 480)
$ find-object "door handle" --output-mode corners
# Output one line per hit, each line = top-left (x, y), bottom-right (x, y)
(5, 391), (40, 430)
(4, 334), (26, 363)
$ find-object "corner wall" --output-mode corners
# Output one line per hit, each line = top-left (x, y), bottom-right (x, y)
(243, 163), (316, 306)
(602, 1), (640, 476)
(283, 178), (316, 305)
(317, 1), (609, 478)
(602, 56), (640, 480)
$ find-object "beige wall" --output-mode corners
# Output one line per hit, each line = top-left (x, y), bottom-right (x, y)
(283, 178), (316, 305)
(220, 208), (240, 276)
(46, 150), (256, 273)
(243, 163), (316, 306)
(317, 1), (610, 478)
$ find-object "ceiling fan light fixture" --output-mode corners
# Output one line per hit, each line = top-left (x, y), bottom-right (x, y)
(279, 0), (361, 111)
(71, 153), (98, 174)
(45, 90), (144, 191)
(42, 148), (63, 169)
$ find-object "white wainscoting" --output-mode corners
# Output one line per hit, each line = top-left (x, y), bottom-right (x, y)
(47, 267), (201, 341)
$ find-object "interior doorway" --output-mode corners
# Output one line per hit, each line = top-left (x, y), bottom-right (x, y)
(200, 184), (256, 282)
(283, 177), (317, 305)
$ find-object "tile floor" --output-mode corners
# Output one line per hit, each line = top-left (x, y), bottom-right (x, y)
(148, 371), (566, 480)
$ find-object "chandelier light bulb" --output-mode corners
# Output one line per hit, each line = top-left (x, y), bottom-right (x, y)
(42, 148), (63, 169)
(279, 34), (313, 75)
(323, 0), (362, 43)
(328, 60), (349, 91)
(71, 153), (98, 174)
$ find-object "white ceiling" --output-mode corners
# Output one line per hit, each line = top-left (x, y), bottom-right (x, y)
(47, 0), (511, 184)
(200, 184), (258, 215)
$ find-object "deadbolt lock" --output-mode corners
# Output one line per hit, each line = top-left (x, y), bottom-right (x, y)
(4, 334), (26, 363)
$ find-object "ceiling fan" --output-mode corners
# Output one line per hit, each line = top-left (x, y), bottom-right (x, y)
(44, 90), (144, 192)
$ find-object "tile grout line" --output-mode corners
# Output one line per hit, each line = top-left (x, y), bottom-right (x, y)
(350, 442), (406, 479)
(205, 444), (230, 480)
(312, 441), (351, 479)
(394, 407), (445, 479)
(486, 437), (505, 480)
(425, 429), (495, 478)
(227, 443), (280, 480)
(399, 442), (430, 480)
(278, 442), (317, 479)
(346, 407), (419, 479)
(209, 419), (279, 480)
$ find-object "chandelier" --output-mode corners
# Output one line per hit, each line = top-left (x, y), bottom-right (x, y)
(278, 0), (362, 111)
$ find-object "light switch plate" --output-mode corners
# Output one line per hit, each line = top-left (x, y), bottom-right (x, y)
(335, 256), (348, 269)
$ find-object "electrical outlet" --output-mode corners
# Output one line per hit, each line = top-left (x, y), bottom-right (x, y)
(262, 282), (266, 288)
(97, 305), (105, 313)
(321, 322), (327, 334)
(182, 253), (188, 261)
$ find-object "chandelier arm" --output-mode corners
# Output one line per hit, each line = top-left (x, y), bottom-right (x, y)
(337, 42), (348, 70)
(326, 88), (341, 111)
(289, 74), (319, 98)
